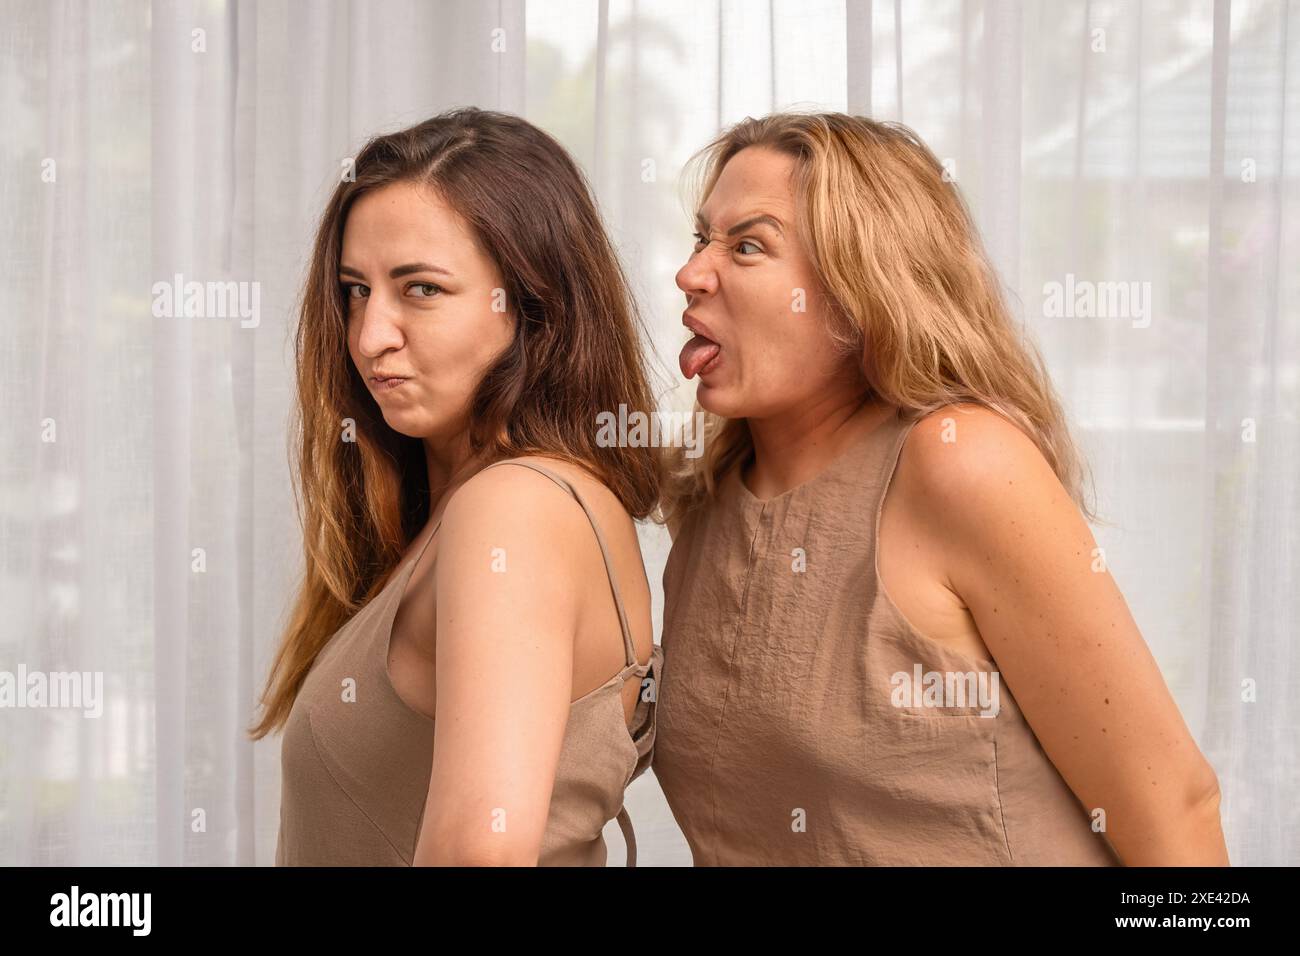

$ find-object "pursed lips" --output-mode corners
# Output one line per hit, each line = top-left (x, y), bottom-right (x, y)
(370, 373), (411, 391)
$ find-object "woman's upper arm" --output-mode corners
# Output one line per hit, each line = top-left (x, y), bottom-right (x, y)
(412, 465), (586, 866)
(897, 406), (1220, 855)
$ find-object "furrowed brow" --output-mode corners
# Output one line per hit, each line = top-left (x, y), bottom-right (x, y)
(726, 215), (783, 237)
(692, 212), (784, 237)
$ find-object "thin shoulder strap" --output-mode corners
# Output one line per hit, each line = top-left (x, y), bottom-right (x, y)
(616, 806), (638, 868)
(480, 459), (637, 670)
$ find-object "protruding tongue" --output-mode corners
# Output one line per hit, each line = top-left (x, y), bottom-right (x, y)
(679, 334), (721, 379)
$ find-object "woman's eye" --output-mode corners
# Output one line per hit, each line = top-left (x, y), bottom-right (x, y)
(409, 283), (442, 298)
(341, 283), (369, 299)
(692, 232), (709, 251)
(735, 240), (762, 255)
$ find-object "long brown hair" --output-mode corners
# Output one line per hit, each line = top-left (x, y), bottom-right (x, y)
(250, 108), (660, 740)
(659, 111), (1096, 528)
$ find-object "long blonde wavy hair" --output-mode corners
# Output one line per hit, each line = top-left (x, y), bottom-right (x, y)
(658, 111), (1096, 529)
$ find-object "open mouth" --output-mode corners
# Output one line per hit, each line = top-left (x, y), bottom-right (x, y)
(679, 334), (722, 379)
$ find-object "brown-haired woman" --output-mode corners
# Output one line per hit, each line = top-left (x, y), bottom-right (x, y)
(249, 108), (662, 867)
(653, 112), (1228, 866)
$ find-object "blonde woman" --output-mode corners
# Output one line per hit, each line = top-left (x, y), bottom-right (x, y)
(250, 109), (662, 866)
(654, 112), (1228, 866)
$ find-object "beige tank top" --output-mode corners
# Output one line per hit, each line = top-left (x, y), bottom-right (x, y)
(276, 459), (662, 866)
(653, 407), (1121, 865)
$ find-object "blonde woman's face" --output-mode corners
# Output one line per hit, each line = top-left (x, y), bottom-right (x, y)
(675, 146), (852, 419)
(341, 180), (514, 444)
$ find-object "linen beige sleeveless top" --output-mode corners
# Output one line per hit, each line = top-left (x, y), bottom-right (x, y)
(276, 459), (663, 866)
(653, 407), (1121, 865)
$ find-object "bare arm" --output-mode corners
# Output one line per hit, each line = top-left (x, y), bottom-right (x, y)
(411, 466), (586, 866)
(899, 405), (1228, 866)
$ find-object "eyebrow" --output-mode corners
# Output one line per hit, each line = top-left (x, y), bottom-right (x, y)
(338, 262), (452, 280)
(694, 213), (785, 237)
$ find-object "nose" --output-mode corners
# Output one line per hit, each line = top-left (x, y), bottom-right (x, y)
(675, 245), (718, 299)
(353, 288), (405, 359)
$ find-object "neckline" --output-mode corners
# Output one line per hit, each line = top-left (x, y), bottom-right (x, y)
(732, 404), (903, 509)
(381, 515), (441, 622)
(398, 517), (441, 579)
(376, 517), (439, 730)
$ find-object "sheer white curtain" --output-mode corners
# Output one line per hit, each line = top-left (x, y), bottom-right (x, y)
(0, 0), (1293, 866)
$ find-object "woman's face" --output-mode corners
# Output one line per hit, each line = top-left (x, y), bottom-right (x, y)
(675, 146), (856, 420)
(341, 180), (514, 445)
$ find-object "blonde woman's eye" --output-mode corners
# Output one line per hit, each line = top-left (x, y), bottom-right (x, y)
(736, 240), (762, 255)
(409, 283), (442, 297)
(692, 232), (709, 251)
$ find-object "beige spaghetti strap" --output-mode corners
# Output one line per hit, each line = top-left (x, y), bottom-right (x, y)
(615, 806), (637, 867)
(480, 459), (638, 672)
(480, 458), (646, 868)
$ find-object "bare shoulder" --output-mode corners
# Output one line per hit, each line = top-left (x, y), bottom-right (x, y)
(889, 402), (1083, 578)
(891, 402), (1092, 605)
(440, 457), (591, 549)
(441, 455), (634, 546)
(895, 402), (1062, 509)
(494, 455), (615, 504)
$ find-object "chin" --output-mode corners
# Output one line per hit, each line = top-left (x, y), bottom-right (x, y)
(374, 406), (430, 439)
(378, 415), (421, 439)
(695, 383), (744, 419)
